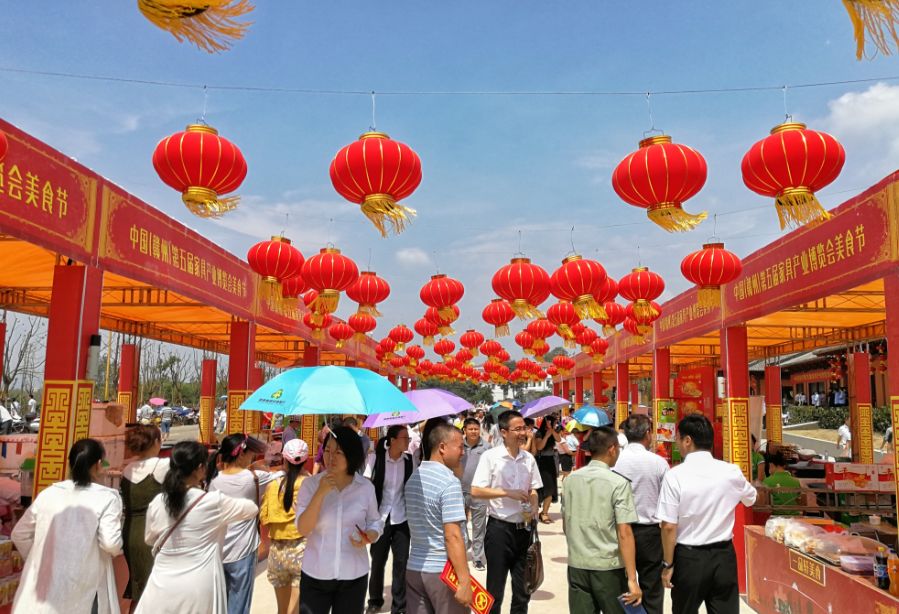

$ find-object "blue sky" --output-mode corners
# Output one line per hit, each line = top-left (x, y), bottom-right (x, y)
(3, 2), (899, 360)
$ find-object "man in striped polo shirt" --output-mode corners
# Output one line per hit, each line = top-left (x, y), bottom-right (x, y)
(405, 422), (473, 614)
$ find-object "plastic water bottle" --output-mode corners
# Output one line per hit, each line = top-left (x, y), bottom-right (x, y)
(876, 547), (890, 590)
(521, 501), (533, 525)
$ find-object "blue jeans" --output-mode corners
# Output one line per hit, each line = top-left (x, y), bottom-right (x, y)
(160, 420), (172, 434)
(223, 551), (257, 614)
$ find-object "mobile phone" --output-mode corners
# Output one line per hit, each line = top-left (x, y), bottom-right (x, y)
(617, 595), (647, 614)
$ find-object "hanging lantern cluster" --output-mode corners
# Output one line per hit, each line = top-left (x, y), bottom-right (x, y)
(492, 257), (551, 319)
(137, 0), (254, 53)
(301, 247), (359, 321)
(618, 267), (665, 320)
(612, 134), (708, 232)
(482, 299), (515, 337)
(680, 242), (743, 308)
(153, 123), (247, 218)
(330, 131), (422, 237)
(741, 122), (845, 229)
(347, 271), (391, 317)
(246, 236), (304, 302)
(550, 254), (608, 319)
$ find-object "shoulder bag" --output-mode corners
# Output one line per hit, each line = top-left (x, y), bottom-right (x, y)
(152, 492), (207, 556)
(524, 522), (544, 594)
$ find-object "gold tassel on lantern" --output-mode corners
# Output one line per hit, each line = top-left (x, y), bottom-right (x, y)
(311, 327), (325, 341)
(602, 325), (617, 336)
(592, 353), (606, 364)
(361, 193), (416, 237)
(182, 186), (239, 218)
(632, 299), (660, 320)
(359, 303), (383, 317)
(437, 324), (455, 336)
(843, 0), (899, 59)
(423, 334), (435, 346)
(510, 299), (543, 319)
(258, 276), (280, 303)
(573, 295), (607, 320)
(647, 202), (707, 232)
(774, 187), (832, 229)
(137, 0), (254, 53)
(563, 337), (577, 350)
(335, 339), (346, 349)
(310, 290), (340, 317)
(696, 286), (722, 309)
(493, 323), (510, 337)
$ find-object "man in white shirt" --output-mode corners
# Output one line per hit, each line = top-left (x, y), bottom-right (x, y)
(657, 414), (757, 614)
(26, 395), (37, 416)
(613, 414), (669, 614)
(837, 415), (852, 457)
(0, 403), (11, 434)
(471, 410), (543, 614)
(138, 401), (154, 424)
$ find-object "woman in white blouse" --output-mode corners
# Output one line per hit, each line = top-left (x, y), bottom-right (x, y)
(12, 438), (124, 614)
(136, 440), (259, 614)
(296, 426), (383, 613)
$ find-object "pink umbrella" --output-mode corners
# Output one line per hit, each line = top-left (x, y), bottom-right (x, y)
(149, 397), (166, 405)
(362, 388), (472, 428)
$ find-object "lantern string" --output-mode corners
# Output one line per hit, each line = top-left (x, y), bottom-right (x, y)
(708, 213), (720, 243)
(281, 212), (289, 237)
(200, 84), (209, 124)
(568, 226), (577, 255)
(367, 248), (372, 270)
(636, 244), (642, 267)
(782, 85), (792, 122)
(370, 91), (377, 131)
(513, 229), (525, 257)
(643, 93), (663, 137)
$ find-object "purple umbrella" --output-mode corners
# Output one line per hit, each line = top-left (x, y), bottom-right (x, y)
(362, 388), (473, 428)
(520, 395), (571, 419)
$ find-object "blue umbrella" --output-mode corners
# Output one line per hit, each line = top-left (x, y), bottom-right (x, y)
(239, 366), (418, 416)
(520, 395), (570, 419)
(571, 405), (612, 428)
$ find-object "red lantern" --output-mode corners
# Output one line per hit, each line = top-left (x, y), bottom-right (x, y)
(590, 337), (609, 363)
(496, 348), (511, 363)
(552, 355), (575, 376)
(328, 322), (354, 348)
(480, 340), (503, 361)
(303, 312), (332, 340)
(330, 131), (422, 236)
(434, 338), (456, 360)
(415, 318), (439, 346)
(547, 300), (580, 346)
(346, 271), (391, 317)
(618, 267), (665, 320)
(550, 254), (608, 319)
(611, 134), (708, 232)
(492, 257), (551, 319)
(420, 274), (464, 321)
(379, 337), (397, 357)
(460, 330), (485, 357)
(546, 365), (559, 378)
(526, 318), (556, 340)
(531, 338), (549, 361)
(741, 122), (845, 229)
(482, 299), (515, 337)
(389, 324), (414, 351)
(303, 289), (318, 308)
(576, 327), (598, 353)
(622, 317), (646, 340)
(280, 274), (307, 307)
(515, 331), (536, 356)
(456, 348), (474, 364)
(626, 301), (661, 335)
(425, 304), (460, 336)
(390, 355), (408, 370)
(680, 242), (743, 308)
(406, 344), (425, 367)
(596, 301), (627, 336)
(153, 123), (247, 218)
(246, 236), (304, 301)
(593, 276), (618, 306)
(348, 312), (377, 341)
(301, 247), (359, 317)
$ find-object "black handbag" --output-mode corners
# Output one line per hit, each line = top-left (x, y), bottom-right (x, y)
(524, 523), (544, 594)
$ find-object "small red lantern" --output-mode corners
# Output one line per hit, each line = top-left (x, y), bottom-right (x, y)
(389, 324), (415, 351)
(622, 317), (646, 340)
(492, 257), (551, 319)
(480, 340), (503, 361)
(618, 267), (665, 320)
(460, 330), (485, 357)
(425, 305), (460, 336)
(680, 242), (743, 308)
(379, 337), (397, 357)
(420, 274), (465, 320)
(552, 355), (576, 376)
(515, 331), (536, 356)
(301, 247), (359, 318)
(456, 348), (474, 364)
(330, 131), (422, 236)
(596, 301), (627, 336)
(434, 338), (456, 360)
(346, 271), (391, 317)
(153, 123), (247, 218)
(550, 254), (608, 319)
(547, 300), (580, 346)
(280, 274), (307, 307)
(593, 276), (618, 306)
(406, 344), (425, 367)
(348, 312), (377, 341)
(576, 327), (598, 353)
(482, 299), (515, 337)
(741, 122), (845, 229)
(626, 301), (661, 335)
(531, 338), (549, 361)
(590, 337), (609, 363)
(546, 365), (559, 378)
(612, 134), (707, 232)
(328, 322), (354, 348)
(415, 318), (439, 346)
(526, 318), (556, 340)
(303, 312), (332, 340)
(246, 236), (305, 301)
(496, 348), (511, 363)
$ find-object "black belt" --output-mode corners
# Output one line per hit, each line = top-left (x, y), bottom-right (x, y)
(632, 522), (660, 528)
(488, 516), (531, 531)
(677, 540), (732, 551)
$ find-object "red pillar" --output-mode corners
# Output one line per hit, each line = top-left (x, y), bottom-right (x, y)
(117, 343), (138, 422)
(884, 273), (899, 525)
(849, 352), (873, 463)
(630, 381), (640, 412)
(400, 377), (409, 392)
(592, 371), (604, 405)
(227, 320), (255, 435)
(198, 359), (217, 444)
(410, 378), (417, 390)
(574, 376), (585, 409)
(303, 345), (319, 367)
(553, 381), (561, 397)
(561, 378), (571, 402)
(35, 264), (103, 496)
(616, 361), (629, 426)
(247, 366), (264, 434)
(764, 366), (783, 444)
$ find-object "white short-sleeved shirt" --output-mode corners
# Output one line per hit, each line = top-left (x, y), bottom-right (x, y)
(613, 442), (669, 524)
(364, 453), (410, 525)
(838, 424), (852, 445)
(656, 451), (757, 546)
(471, 445), (543, 523)
(209, 469), (281, 563)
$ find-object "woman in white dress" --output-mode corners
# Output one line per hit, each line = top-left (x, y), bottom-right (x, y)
(12, 438), (124, 614)
(136, 441), (258, 614)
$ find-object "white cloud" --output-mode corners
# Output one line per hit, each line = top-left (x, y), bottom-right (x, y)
(394, 247), (433, 267)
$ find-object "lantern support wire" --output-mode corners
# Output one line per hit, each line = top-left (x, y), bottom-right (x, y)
(370, 91), (377, 131)
(513, 229), (525, 257)
(367, 248), (372, 270)
(782, 85), (792, 122)
(568, 226), (577, 256)
(643, 93), (664, 137)
(281, 212), (289, 237)
(708, 214), (721, 243)
(199, 85), (209, 124)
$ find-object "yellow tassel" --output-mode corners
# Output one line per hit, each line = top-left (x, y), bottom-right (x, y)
(281, 297), (299, 310)
(353, 332), (368, 342)
(603, 325), (617, 336)
(311, 290), (340, 315)
(510, 299), (544, 319)
(494, 323), (510, 337)
(647, 202), (707, 232)
(312, 328), (324, 340)
(524, 348), (535, 356)
(637, 324), (652, 336)
(774, 188), (832, 229)
(137, 0), (254, 53)
(360, 304), (383, 317)
(633, 300), (659, 320)
(592, 354), (605, 364)
(843, 0), (899, 59)
(423, 335), (434, 346)
(438, 324), (455, 336)
(581, 344), (591, 353)
(335, 340), (345, 349)
(573, 295), (607, 320)
(563, 338), (576, 349)
(395, 342), (406, 352)
(182, 187), (239, 218)
(259, 277), (280, 304)
(360, 194), (416, 237)
(470, 348), (480, 357)
(558, 324), (574, 339)
(696, 287), (721, 309)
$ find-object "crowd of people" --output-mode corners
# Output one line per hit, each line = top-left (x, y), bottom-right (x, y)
(6, 405), (764, 614)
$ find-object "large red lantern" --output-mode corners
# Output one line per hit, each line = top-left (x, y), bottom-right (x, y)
(492, 257), (551, 319)
(425, 305), (460, 336)
(246, 236), (305, 301)
(515, 331), (536, 356)
(612, 134), (707, 232)
(618, 267), (665, 320)
(346, 271), (391, 317)
(550, 255), (608, 319)
(153, 123), (247, 218)
(389, 324), (414, 351)
(420, 274), (465, 320)
(433, 338), (456, 360)
(680, 242), (743, 308)
(460, 330), (485, 357)
(330, 131), (422, 236)
(741, 122), (845, 229)
(626, 301), (662, 335)
(547, 300), (580, 345)
(328, 322), (354, 348)
(414, 318), (439, 346)
(482, 299), (515, 337)
(348, 312), (377, 341)
(526, 318), (556, 341)
(301, 247), (359, 317)
(596, 301), (627, 336)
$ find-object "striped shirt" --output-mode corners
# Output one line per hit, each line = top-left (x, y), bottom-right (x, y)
(405, 461), (466, 573)
(613, 442), (669, 524)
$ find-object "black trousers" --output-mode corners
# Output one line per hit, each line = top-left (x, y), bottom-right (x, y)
(485, 517), (532, 614)
(368, 519), (410, 613)
(631, 523), (664, 614)
(300, 572), (368, 614)
(671, 541), (740, 614)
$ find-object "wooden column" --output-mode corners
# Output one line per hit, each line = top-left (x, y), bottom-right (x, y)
(616, 361), (629, 426)
(227, 320), (255, 435)
(117, 343), (138, 422)
(849, 352), (873, 463)
(574, 376), (585, 409)
(400, 377), (409, 392)
(764, 365), (783, 444)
